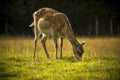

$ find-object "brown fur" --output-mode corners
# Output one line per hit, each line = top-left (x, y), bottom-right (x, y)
(29, 8), (85, 60)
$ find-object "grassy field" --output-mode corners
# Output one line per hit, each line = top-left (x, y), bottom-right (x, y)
(0, 36), (120, 80)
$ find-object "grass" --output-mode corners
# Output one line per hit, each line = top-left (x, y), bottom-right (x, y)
(0, 36), (120, 80)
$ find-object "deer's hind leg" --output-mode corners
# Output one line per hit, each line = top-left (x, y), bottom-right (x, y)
(40, 34), (50, 59)
(33, 27), (40, 60)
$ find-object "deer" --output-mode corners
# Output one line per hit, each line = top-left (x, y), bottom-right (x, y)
(29, 8), (85, 60)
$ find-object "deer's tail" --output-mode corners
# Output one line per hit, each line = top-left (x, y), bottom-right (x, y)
(29, 22), (34, 27)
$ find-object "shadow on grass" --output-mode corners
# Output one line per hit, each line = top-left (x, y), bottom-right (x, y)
(0, 62), (6, 73)
(0, 72), (20, 79)
(61, 56), (79, 62)
(0, 62), (21, 79)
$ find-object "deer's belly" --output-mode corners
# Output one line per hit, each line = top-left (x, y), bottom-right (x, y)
(38, 19), (53, 35)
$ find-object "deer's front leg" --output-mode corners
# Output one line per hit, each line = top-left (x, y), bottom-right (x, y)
(53, 35), (58, 59)
(59, 37), (63, 59)
(41, 35), (50, 59)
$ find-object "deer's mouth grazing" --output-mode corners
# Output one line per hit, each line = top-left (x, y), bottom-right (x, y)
(74, 55), (82, 61)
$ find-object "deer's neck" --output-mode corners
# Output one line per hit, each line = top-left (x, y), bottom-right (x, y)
(65, 29), (79, 47)
(69, 37), (79, 47)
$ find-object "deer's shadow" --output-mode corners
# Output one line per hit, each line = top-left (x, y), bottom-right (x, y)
(61, 56), (79, 63)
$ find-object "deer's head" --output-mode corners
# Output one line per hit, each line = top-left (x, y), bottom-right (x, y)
(73, 41), (85, 60)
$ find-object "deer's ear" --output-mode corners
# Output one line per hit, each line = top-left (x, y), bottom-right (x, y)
(81, 41), (85, 46)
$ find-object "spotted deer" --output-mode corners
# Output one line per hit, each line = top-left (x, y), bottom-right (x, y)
(29, 8), (85, 60)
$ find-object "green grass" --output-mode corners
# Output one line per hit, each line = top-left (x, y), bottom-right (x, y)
(0, 36), (120, 80)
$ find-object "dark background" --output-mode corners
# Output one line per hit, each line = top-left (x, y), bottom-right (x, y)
(0, 0), (120, 36)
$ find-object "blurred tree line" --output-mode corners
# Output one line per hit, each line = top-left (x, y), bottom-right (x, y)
(0, 0), (120, 36)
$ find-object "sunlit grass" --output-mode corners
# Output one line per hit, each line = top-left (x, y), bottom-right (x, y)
(0, 36), (120, 80)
